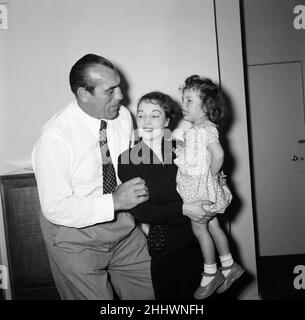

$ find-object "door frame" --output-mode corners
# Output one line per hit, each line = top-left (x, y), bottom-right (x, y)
(214, 0), (259, 299)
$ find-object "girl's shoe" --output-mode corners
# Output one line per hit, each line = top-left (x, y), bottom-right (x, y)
(216, 262), (244, 294)
(193, 269), (225, 300)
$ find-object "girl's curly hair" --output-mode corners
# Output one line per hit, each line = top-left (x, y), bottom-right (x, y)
(181, 75), (225, 126)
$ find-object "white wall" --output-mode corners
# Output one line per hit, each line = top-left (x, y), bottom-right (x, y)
(0, 0), (218, 174)
(0, 0), (260, 300)
(215, 0), (259, 299)
(0, 0), (221, 298)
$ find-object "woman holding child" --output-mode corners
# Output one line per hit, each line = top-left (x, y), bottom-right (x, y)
(118, 76), (243, 300)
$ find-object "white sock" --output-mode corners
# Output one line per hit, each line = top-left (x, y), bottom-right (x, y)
(201, 263), (217, 287)
(219, 254), (234, 277)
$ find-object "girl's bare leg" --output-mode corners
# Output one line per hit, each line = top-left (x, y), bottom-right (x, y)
(191, 220), (219, 287)
(208, 217), (230, 256)
(191, 220), (215, 264)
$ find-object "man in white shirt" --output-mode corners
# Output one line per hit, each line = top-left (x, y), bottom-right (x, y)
(32, 54), (154, 299)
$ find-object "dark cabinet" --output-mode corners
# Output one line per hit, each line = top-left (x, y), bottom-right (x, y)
(0, 173), (59, 299)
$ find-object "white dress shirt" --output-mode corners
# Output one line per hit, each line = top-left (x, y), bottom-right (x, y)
(32, 100), (134, 228)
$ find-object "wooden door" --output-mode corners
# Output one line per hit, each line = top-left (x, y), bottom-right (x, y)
(247, 62), (305, 256)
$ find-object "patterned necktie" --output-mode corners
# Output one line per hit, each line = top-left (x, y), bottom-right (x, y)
(99, 120), (117, 194)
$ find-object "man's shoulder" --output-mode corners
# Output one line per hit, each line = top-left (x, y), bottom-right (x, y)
(40, 101), (77, 139)
(44, 101), (76, 128)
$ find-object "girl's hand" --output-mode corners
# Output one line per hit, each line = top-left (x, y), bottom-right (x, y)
(174, 145), (184, 157)
(218, 171), (227, 186)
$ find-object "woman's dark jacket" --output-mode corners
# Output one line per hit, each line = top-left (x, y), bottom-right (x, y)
(118, 139), (198, 257)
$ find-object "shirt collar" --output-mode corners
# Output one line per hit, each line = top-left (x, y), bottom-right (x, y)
(193, 118), (212, 128)
(72, 100), (107, 137)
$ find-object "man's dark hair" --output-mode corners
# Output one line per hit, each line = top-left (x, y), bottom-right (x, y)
(69, 54), (115, 95)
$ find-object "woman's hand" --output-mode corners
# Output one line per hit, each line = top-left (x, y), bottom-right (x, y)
(182, 201), (216, 223)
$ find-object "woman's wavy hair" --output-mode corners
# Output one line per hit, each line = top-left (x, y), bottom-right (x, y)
(181, 75), (225, 126)
(137, 91), (182, 130)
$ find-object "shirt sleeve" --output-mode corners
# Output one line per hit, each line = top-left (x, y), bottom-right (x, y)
(118, 155), (187, 225)
(32, 134), (114, 228)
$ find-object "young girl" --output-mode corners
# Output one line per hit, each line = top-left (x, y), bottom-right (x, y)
(174, 75), (244, 299)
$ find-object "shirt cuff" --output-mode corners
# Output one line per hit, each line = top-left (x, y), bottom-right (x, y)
(94, 194), (115, 223)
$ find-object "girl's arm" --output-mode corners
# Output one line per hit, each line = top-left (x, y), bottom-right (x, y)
(207, 141), (224, 176)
